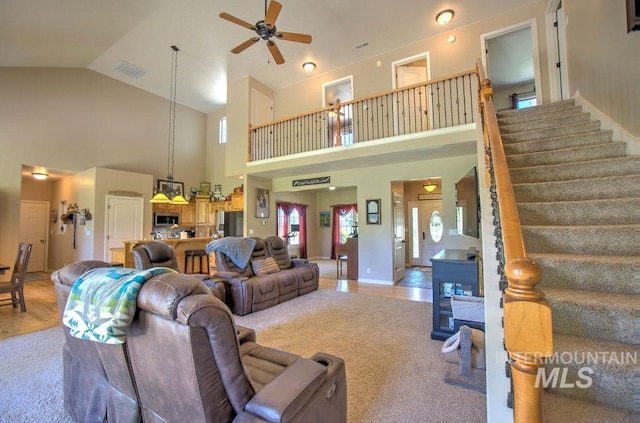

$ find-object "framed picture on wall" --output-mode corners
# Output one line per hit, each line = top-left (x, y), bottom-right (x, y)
(256, 188), (269, 218)
(366, 199), (381, 224)
(157, 179), (184, 197)
(320, 211), (330, 227)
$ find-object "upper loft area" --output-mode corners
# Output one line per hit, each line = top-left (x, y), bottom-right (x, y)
(244, 67), (480, 179)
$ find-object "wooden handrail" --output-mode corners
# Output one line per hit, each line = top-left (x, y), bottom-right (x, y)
(476, 58), (553, 423)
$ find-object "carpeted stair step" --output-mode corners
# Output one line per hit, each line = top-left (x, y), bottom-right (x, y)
(498, 105), (583, 126)
(544, 287), (634, 344)
(517, 198), (639, 226)
(509, 156), (637, 184)
(522, 224), (637, 256)
(496, 99), (575, 118)
(501, 120), (602, 143)
(499, 112), (591, 134)
(531, 253), (635, 294)
(513, 174), (639, 202)
(503, 130), (613, 155)
(544, 391), (637, 422)
(506, 142), (627, 168)
(543, 333), (637, 414)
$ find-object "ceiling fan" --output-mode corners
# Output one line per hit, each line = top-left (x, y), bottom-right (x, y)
(219, 0), (312, 65)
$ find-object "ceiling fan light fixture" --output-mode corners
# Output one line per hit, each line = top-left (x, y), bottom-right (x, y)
(436, 9), (454, 25)
(423, 179), (438, 193)
(31, 172), (48, 180)
(302, 61), (316, 72)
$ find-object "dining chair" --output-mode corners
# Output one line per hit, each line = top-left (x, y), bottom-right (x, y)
(0, 243), (32, 312)
(335, 242), (348, 278)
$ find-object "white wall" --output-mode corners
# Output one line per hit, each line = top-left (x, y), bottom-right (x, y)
(0, 68), (206, 268)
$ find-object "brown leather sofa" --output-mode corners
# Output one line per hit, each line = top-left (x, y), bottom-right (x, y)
(52, 260), (346, 423)
(213, 236), (319, 316)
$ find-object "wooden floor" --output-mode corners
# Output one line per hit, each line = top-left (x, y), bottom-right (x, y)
(0, 271), (431, 341)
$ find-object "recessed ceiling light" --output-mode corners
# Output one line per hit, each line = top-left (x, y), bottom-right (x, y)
(436, 10), (454, 25)
(448, 35), (456, 43)
(329, 186), (336, 191)
(302, 62), (316, 72)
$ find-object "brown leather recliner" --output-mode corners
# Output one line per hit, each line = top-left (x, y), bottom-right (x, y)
(52, 261), (238, 422)
(133, 240), (226, 301)
(132, 241), (179, 270)
(52, 260), (142, 423)
(128, 272), (347, 422)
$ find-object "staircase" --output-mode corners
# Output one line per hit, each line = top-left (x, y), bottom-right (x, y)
(497, 100), (638, 421)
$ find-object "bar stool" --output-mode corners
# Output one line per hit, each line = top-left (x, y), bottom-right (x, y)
(184, 249), (209, 275)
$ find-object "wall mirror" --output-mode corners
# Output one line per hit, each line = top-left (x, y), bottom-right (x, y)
(455, 167), (480, 238)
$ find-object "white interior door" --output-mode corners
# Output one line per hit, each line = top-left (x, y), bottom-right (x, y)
(422, 201), (444, 266)
(393, 192), (406, 282)
(19, 201), (48, 272)
(393, 54), (430, 135)
(105, 196), (144, 261)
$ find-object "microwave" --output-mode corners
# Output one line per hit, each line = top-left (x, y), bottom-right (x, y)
(154, 213), (179, 227)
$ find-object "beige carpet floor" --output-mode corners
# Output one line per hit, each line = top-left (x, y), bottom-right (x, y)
(0, 288), (486, 422)
(236, 289), (486, 423)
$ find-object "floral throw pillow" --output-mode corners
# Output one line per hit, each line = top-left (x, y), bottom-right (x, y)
(251, 257), (280, 275)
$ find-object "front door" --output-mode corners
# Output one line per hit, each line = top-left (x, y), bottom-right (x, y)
(422, 201), (444, 266)
(105, 196), (144, 261)
(393, 192), (406, 282)
(19, 201), (48, 272)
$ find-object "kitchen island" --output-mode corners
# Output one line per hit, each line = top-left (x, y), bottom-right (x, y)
(122, 238), (216, 274)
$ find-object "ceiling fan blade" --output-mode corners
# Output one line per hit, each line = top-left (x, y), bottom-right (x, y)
(231, 38), (259, 54)
(264, 1), (282, 27)
(219, 12), (255, 30)
(267, 40), (285, 65)
(276, 32), (312, 44)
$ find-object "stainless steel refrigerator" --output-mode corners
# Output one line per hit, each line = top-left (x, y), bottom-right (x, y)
(223, 211), (243, 237)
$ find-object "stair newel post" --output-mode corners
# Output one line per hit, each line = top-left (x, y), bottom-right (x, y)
(248, 126), (253, 162)
(503, 258), (553, 423)
(334, 99), (342, 146)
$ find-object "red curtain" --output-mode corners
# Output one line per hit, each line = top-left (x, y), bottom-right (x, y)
(331, 204), (357, 259)
(276, 202), (308, 259)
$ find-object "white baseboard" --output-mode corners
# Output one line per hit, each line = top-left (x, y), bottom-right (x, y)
(356, 278), (394, 286)
(573, 91), (640, 155)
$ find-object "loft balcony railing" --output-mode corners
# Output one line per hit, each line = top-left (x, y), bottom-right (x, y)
(248, 68), (478, 162)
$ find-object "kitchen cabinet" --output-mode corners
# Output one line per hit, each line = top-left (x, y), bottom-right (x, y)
(209, 201), (230, 213)
(230, 193), (244, 211)
(430, 249), (479, 341)
(195, 199), (209, 225)
(180, 203), (195, 226)
(153, 202), (180, 213)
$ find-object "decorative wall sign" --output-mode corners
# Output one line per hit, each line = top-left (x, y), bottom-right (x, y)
(108, 190), (143, 197)
(418, 193), (442, 200)
(292, 176), (330, 187)
(366, 199), (381, 224)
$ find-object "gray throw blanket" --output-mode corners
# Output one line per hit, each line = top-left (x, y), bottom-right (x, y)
(206, 237), (257, 268)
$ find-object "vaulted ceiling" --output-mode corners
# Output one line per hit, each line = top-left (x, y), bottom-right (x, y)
(1, 0), (538, 113)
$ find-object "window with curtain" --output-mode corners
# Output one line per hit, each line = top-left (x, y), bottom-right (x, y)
(331, 204), (358, 259)
(276, 202), (308, 258)
(277, 208), (300, 245)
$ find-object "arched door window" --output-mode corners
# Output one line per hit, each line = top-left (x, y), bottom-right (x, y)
(429, 210), (443, 243)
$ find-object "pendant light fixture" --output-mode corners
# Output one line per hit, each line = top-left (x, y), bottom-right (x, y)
(423, 179), (438, 193)
(151, 45), (189, 205)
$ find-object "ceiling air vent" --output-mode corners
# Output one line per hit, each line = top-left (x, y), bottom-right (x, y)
(113, 61), (146, 79)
